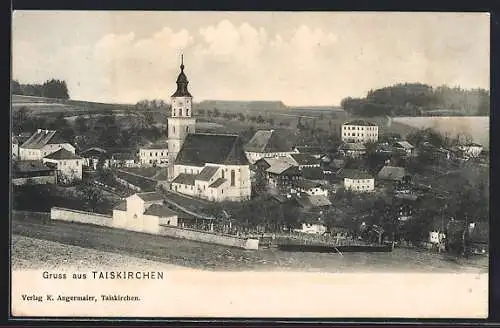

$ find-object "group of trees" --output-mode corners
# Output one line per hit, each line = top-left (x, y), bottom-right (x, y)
(341, 83), (490, 117)
(12, 79), (70, 99)
(12, 106), (165, 152)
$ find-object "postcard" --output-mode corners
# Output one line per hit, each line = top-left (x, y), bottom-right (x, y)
(11, 11), (489, 319)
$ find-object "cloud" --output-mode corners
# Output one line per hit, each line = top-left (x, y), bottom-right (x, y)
(12, 14), (490, 106)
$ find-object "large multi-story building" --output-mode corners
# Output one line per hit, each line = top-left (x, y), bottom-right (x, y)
(341, 120), (379, 143)
(167, 56), (251, 202)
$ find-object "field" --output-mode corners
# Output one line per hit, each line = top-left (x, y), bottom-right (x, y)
(11, 235), (181, 271)
(393, 116), (490, 148)
(12, 94), (447, 144)
(12, 215), (488, 273)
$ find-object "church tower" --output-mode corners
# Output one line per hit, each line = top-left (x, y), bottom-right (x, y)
(167, 55), (196, 176)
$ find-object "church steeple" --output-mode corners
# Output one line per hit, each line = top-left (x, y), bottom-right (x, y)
(172, 54), (192, 97)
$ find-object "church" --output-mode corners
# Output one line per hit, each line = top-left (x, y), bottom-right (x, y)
(167, 56), (251, 202)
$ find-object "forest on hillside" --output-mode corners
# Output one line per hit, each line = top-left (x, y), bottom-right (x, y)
(341, 83), (490, 117)
(11, 79), (70, 100)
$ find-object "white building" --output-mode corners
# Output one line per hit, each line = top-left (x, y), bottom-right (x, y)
(244, 129), (297, 164)
(167, 56), (252, 202)
(294, 219), (327, 235)
(80, 147), (110, 170)
(42, 148), (83, 183)
(171, 134), (251, 202)
(19, 129), (76, 160)
(295, 179), (329, 197)
(458, 143), (483, 158)
(112, 192), (178, 234)
(341, 169), (375, 192)
(139, 142), (169, 167)
(341, 120), (378, 143)
(338, 142), (367, 158)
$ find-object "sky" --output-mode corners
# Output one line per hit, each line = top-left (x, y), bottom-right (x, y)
(12, 11), (490, 106)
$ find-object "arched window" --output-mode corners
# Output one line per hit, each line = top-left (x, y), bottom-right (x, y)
(230, 170), (235, 186)
(186, 108), (190, 116)
(178, 108), (182, 116)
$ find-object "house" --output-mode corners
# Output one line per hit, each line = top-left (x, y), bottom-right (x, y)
(139, 142), (169, 167)
(19, 129), (75, 160)
(338, 142), (367, 158)
(166, 57), (252, 202)
(12, 160), (57, 186)
(323, 158), (345, 174)
(301, 167), (325, 180)
(294, 217), (327, 235)
(170, 133), (251, 202)
(392, 141), (415, 156)
(80, 147), (110, 170)
(458, 143), (483, 158)
(340, 169), (375, 192)
(293, 146), (323, 159)
(42, 148), (83, 183)
(112, 192), (178, 234)
(288, 153), (321, 170)
(295, 179), (329, 197)
(244, 129), (296, 164)
(377, 166), (406, 182)
(294, 193), (332, 210)
(254, 157), (301, 192)
(109, 153), (137, 168)
(341, 120), (378, 143)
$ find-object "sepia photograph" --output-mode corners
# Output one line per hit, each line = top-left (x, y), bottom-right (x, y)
(10, 11), (490, 318)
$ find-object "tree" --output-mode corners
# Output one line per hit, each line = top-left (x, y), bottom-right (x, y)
(76, 181), (104, 212)
(12, 107), (30, 134)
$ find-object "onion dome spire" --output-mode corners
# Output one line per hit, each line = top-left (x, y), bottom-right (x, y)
(172, 53), (192, 97)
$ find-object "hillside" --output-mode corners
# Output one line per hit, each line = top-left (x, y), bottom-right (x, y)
(197, 100), (288, 112)
(341, 83), (490, 117)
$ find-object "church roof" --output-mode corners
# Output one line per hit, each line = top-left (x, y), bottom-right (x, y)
(171, 173), (197, 185)
(196, 166), (219, 181)
(244, 130), (293, 153)
(171, 55), (192, 98)
(175, 133), (249, 166)
(209, 178), (226, 188)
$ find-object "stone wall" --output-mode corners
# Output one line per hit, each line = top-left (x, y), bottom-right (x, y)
(158, 225), (259, 250)
(51, 207), (112, 227)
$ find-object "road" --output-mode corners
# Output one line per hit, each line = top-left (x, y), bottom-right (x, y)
(12, 216), (487, 273)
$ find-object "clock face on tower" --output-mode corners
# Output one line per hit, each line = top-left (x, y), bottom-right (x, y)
(178, 100), (183, 106)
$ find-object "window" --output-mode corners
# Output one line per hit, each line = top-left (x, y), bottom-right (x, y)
(155, 152), (158, 156)
(178, 109), (182, 116)
(221, 170), (225, 179)
(186, 126), (189, 132)
(133, 214), (138, 219)
(221, 189), (224, 194)
(230, 170), (235, 186)
(186, 108), (190, 116)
